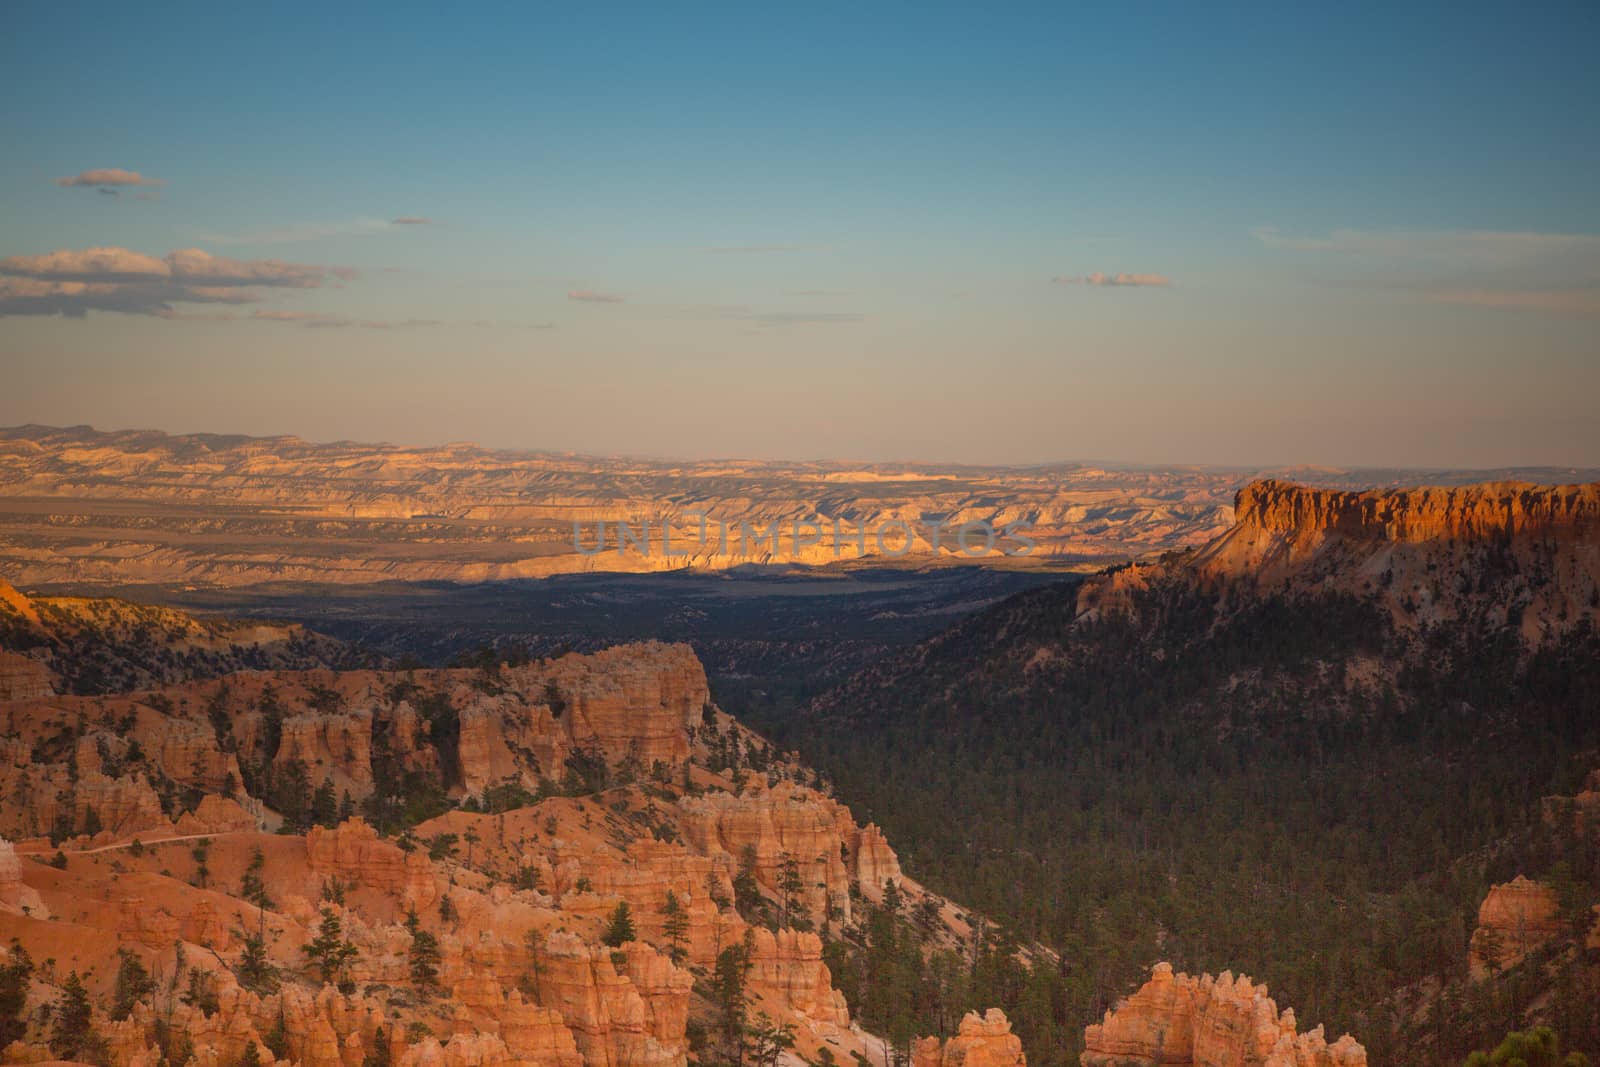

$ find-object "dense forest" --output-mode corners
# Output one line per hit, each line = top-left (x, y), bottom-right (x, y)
(767, 576), (1600, 1066)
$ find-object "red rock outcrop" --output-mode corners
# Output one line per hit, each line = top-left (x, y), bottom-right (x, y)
(916, 1009), (1026, 1067)
(1077, 479), (1600, 645)
(0, 651), (52, 701)
(0, 837), (47, 918)
(529, 931), (689, 1067)
(1542, 769), (1600, 837)
(1081, 963), (1367, 1067)
(305, 818), (438, 908)
(1469, 875), (1567, 979)
(677, 779), (907, 921)
(276, 709), (375, 795)
(745, 928), (850, 1030)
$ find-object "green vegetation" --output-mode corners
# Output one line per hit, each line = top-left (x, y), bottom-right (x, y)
(779, 579), (1600, 1066)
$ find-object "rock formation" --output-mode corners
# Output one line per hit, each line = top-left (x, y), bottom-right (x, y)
(0, 640), (952, 1067)
(1080, 963), (1366, 1067)
(1469, 875), (1568, 979)
(1077, 479), (1600, 644)
(0, 651), (52, 701)
(915, 1009), (1026, 1067)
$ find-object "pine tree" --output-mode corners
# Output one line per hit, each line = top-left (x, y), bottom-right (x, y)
(191, 839), (211, 888)
(49, 971), (95, 1059)
(112, 949), (156, 1020)
(363, 1026), (392, 1067)
(603, 901), (636, 947)
(238, 931), (276, 994)
(0, 940), (33, 1048)
(409, 925), (442, 992)
(312, 778), (338, 828)
(778, 854), (804, 929)
(240, 1041), (265, 1067)
(240, 846), (274, 938)
(713, 932), (754, 1066)
(304, 907), (358, 984)
(661, 891), (689, 964)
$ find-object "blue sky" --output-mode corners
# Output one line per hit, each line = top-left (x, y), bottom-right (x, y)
(2, 2), (1596, 466)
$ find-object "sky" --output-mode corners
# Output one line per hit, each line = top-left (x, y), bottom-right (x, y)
(2, 2), (1597, 468)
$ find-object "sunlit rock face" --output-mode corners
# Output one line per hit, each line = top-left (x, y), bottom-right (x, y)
(0, 425), (1271, 587)
(0, 639), (953, 1067)
(1080, 963), (1367, 1067)
(1077, 479), (1600, 645)
(915, 1009), (1027, 1067)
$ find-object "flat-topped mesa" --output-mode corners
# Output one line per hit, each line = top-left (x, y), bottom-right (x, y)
(1234, 479), (1600, 543)
(1078, 479), (1600, 643)
(1081, 963), (1366, 1067)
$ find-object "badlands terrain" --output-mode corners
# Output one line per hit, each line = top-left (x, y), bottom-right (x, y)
(0, 635), (1361, 1067)
(1, 453), (1598, 1066)
(3, 424), (1594, 589)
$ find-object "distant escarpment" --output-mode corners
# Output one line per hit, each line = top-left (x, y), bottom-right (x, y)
(1078, 479), (1600, 643)
(1233, 479), (1600, 542)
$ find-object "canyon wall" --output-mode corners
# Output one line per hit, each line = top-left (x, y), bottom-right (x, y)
(1077, 479), (1600, 644)
(0, 639), (962, 1067)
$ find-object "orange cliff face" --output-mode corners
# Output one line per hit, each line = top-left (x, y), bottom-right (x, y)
(1080, 963), (1367, 1067)
(1077, 479), (1600, 645)
(0, 640), (969, 1067)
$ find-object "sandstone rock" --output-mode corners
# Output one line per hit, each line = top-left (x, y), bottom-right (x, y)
(0, 837), (47, 918)
(173, 794), (261, 835)
(74, 773), (166, 835)
(1081, 963), (1366, 1067)
(1469, 875), (1567, 979)
(530, 930), (687, 1067)
(0, 651), (53, 701)
(745, 927), (849, 1029)
(1077, 479), (1600, 645)
(917, 1009), (1025, 1067)
(678, 780), (903, 922)
(276, 709), (375, 797)
(305, 818), (437, 908)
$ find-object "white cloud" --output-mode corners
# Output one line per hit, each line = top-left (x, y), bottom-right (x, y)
(568, 289), (624, 303)
(56, 168), (165, 190)
(1053, 272), (1171, 288)
(0, 245), (356, 318)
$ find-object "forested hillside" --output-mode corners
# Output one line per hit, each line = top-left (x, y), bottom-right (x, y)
(782, 485), (1600, 1066)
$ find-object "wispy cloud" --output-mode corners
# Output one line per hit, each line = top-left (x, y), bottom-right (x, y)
(251, 310), (445, 329)
(56, 168), (165, 191)
(0, 245), (356, 318)
(1255, 226), (1600, 314)
(1252, 226), (1600, 265)
(200, 217), (398, 245)
(1053, 272), (1171, 288)
(699, 243), (817, 255)
(1419, 287), (1600, 315)
(568, 289), (625, 303)
(391, 216), (433, 226)
(787, 289), (851, 297)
